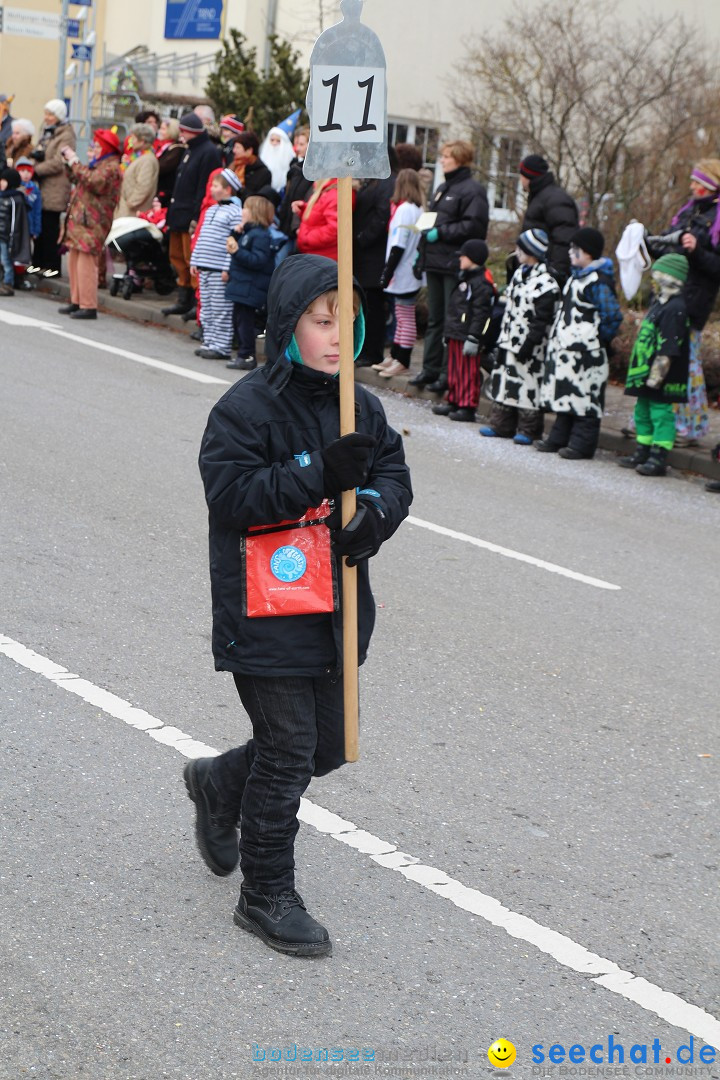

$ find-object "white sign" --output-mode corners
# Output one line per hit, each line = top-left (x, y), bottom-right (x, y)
(303, 0), (389, 180)
(310, 65), (385, 145)
(0, 5), (60, 38)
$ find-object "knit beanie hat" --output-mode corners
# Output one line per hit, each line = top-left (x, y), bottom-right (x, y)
(44, 98), (68, 123)
(178, 112), (204, 133)
(691, 159), (720, 192)
(219, 167), (241, 192)
(1, 167), (21, 189)
(519, 154), (549, 179)
(517, 228), (549, 260)
(652, 253), (689, 283)
(458, 239), (489, 266)
(220, 114), (245, 138)
(14, 156), (35, 174)
(572, 226), (604, 260)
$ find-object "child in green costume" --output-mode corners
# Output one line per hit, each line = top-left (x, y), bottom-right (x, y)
(619, 253), (690, 476)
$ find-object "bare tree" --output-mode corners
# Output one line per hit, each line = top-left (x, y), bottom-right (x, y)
(452, 0), (720, 230)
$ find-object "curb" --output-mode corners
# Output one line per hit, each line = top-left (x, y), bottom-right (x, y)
(37, 280), (720, 484)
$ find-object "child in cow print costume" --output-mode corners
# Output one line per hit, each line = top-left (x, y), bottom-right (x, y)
(618, 253), (689, 477)
(481, 228), (560, 443)
(538, 227), (623, 459)
(432, 239), (495, 422)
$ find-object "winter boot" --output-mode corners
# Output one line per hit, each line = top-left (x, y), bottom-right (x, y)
(234, 887), (332, 957)
(618, 443), (651, 469)
(183, 758), (240, 875)
(162, 286), (194, 316)
(636, 446), (669, 477)
(181, 305), (198, 322)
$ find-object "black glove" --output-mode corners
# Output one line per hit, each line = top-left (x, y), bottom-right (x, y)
(379, 267), (391, 289)
(331, 502), (385, 566)
(30, 147), (45, 163)
(320, 433), (377, 496)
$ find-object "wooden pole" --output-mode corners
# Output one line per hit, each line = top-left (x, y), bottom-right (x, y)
(337, 175), (359, 762)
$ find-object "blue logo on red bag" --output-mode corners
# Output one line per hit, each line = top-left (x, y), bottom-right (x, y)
(270, 546), (307, 582)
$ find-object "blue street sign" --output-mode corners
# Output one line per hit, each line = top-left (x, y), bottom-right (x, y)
(164, 0), (223, 39)
(67, 18), (80, 37)
(71, 0), (92, 6)
(71, 43), (93, 61)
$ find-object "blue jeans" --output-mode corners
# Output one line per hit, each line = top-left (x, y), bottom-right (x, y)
(0, 239), (13, 285)
(211, 673), (346, 892)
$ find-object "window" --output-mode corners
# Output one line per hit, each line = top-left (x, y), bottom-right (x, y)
(387, 120), (442, 166)
(492, 136), (523, 212)
(414, 125), (440, 165)
(387, 122), (408, 145)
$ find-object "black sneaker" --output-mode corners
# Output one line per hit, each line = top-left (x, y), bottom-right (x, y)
(183, 758), (239, 876)
(226, 357), (257, 370)
(234, 887), (332, 957)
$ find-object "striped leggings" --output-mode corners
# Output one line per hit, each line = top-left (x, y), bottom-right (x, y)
(393, 296), (418, 349)
(198, 269), (234, 354)
(447, 337), (482, 409)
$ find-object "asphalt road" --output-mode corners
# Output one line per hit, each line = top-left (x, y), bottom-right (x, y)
(1, 293), (719, 1080)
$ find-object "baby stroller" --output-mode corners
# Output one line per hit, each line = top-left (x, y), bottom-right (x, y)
(105, 217), (176, 300)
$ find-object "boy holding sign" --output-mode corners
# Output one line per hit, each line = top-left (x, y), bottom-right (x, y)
(189, 254), (412, 956)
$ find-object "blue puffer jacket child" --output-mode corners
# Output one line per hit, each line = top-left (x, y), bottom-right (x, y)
(226, 221), (275, 310)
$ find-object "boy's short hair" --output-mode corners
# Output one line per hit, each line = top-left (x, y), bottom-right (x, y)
(244, 194), (276, 228)
(441, 140), (475, 168)
(306, 289), (361, 318)
(295, 126), (310, 141)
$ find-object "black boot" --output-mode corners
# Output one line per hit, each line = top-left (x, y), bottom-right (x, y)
(234, 887), (332, 956)
(162, 286), (194, 316)
(618, 443), (651, 469)
(636, 446), (669, 476)
(183, 758), (240, 875)
(181, 305), (198, 322)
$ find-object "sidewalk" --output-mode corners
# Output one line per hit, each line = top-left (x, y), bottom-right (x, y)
(38, 278), (720, 484)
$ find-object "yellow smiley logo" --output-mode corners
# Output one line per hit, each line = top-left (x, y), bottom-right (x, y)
(488, 1039), (516, 1068)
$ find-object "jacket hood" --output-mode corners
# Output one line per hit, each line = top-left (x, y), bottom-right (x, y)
(574, 256), (615, 279)
(265, 254), (364, 367)
(529, 171), (557, 194)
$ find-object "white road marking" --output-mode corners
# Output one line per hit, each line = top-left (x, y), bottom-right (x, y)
(2, 632), (716, 1049)
(407, 515), (621, 591)
(0, 308), (230, 386)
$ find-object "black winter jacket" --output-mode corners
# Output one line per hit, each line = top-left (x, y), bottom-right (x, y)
(352, 176), (395, 287)
(237, 157), (273, 202)
(198, 254), (413, 676)
(647, 195), (720, 330)
(166, 131), (222, 231)
(444, 268), (495, 343)
(0, 188), (31, 262)
(420, 166), (489, 276)
(277, 158), (313, 237)
(521, 172), (578, 284)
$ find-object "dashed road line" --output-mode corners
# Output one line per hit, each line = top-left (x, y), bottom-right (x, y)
(407, 515), (621, 590)
(2, 632), (716, 1049)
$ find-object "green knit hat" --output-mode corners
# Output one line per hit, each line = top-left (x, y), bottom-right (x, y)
(652, 253), (689, 283)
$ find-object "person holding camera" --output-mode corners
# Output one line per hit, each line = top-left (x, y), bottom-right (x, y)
(29, 100), (76, 277)
(645, 159), (720, 447)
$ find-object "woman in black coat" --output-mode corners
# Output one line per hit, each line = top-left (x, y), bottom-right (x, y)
(352, 174), (396, 365)
(410, 140), (489, 390)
